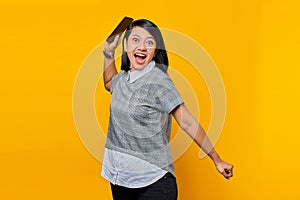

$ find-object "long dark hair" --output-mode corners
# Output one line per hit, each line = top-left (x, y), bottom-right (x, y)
(121, 19), (169, 72)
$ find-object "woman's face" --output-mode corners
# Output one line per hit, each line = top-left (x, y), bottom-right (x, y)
(124, 26), (157, 71)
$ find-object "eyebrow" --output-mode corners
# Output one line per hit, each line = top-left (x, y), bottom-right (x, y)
(131, 34), (155, 40)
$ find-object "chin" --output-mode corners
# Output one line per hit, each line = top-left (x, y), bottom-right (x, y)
(131, 61), (151, 71)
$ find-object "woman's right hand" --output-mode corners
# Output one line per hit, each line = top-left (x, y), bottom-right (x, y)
(104, 34), (122, 54)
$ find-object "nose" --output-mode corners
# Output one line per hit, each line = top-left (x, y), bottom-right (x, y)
(137, 41), (146, 51)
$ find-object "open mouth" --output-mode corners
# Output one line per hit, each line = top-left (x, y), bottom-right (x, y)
(134, 53), (147, 64)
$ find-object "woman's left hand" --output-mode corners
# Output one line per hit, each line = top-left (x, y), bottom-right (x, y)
(215, 160), (234, 180)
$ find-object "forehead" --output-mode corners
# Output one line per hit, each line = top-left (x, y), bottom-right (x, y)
(129, 26), (153, 38)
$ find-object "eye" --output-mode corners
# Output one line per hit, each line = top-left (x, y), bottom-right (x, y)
(145, 40), (155, 47)
(132, 37), (139, 43)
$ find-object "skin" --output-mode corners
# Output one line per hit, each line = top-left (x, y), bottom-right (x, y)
(103, 26), (233, 179)
(124, 26), (157, 71)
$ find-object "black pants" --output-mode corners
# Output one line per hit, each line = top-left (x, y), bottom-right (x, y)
(110, 173), (178, 200)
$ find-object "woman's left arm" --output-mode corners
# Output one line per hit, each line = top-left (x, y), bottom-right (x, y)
(172, 104), (234, 179)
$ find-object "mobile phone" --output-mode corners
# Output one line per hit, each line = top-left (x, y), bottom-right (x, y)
(106, 16), (134, 43)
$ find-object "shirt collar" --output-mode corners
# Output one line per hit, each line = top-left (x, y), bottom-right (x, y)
(128, 61), (155, 83)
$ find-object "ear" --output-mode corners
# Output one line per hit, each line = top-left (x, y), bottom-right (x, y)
(123, 38), (128, 52)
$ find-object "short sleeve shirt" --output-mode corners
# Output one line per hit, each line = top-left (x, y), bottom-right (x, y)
(105, 65), (183, 174)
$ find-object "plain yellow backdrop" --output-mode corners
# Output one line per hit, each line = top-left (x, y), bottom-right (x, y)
(0, 0), (299, 199)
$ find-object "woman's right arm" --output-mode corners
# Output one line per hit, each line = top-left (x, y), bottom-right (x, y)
(103, 35), (121, 91)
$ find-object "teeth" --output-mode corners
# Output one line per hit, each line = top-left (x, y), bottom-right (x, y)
(135, 53), (146, 58)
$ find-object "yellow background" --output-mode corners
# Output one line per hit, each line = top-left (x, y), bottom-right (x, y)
(1, 0), (299, 199)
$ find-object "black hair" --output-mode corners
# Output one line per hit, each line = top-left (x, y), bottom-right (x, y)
(121, 19), (169, 72)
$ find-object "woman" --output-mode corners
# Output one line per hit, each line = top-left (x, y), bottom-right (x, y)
(101, 19), (233, 200)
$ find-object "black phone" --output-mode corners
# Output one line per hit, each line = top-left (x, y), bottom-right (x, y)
(106, 16), (134, 43)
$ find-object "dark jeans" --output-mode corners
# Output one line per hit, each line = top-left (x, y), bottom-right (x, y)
(110, 172), (178, 200)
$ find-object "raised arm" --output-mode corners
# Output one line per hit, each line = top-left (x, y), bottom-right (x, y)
(103, 35), (121, 91)
(172, 104), (233, 179)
